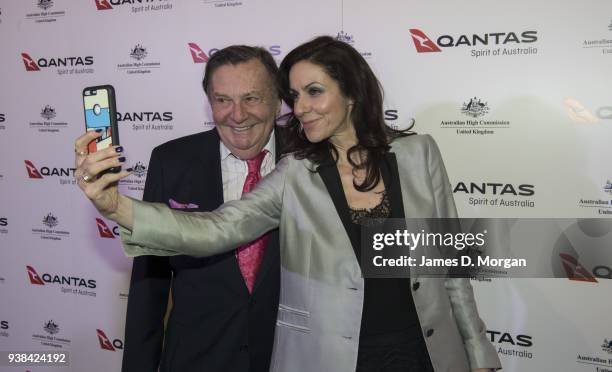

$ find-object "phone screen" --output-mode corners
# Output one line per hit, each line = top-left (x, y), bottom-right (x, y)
(83, 88), (113, 153)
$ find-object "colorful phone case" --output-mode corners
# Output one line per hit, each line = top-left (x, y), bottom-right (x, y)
(83, 85), (119, 153)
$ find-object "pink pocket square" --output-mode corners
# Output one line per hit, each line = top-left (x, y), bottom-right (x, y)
(168, 198), (199, 209)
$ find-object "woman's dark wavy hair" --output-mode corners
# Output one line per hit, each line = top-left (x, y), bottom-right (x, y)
(278, 36), (413, 192)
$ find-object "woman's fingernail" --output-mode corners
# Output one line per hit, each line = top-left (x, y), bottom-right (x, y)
(126, 167), (133, 172)
(95, 129), (103, 133)
(115, 146), (123, 153)
(118, 157), (126, 163)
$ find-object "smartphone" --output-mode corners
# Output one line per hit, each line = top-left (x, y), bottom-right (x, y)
(82, 85), (120, 172)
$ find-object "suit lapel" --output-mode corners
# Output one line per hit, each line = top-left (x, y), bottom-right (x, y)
(194, 129), (224, 210)
(167, 129), (224, 210)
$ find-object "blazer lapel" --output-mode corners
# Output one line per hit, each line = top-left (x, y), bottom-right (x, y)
(316, 159), (362, 261)
(384, 152), (406, 220)
(316, 153), (407, 264)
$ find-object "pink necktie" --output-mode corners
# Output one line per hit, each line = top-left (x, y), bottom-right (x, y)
(236, 151), (269, 293)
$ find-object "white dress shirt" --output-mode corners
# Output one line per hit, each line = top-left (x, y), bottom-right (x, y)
(220, 132), (276, 203)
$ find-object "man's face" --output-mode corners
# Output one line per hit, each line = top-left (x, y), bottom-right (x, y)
(209, 59), (280, 160)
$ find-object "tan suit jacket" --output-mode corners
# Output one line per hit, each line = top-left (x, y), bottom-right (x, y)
(121, 134), (502, 372)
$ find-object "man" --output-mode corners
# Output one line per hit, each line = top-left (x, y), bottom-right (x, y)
(121, 46), (282, 372)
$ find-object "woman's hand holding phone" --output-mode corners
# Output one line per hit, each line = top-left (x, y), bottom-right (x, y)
(74, 130), (134, 229)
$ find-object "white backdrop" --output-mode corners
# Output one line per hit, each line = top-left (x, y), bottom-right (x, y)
(1, 0), (611, 371)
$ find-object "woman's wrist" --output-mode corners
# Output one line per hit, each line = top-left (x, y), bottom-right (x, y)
(108, 194), (134, 231)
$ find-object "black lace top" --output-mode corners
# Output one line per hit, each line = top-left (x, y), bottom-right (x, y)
(348, 190), (391, 226)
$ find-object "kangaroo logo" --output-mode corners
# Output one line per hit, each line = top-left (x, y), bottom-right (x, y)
(95, 0), (112, 10)
(27, 266), (45, 285)
(24, 160), (43, 179)
(96, 218), (115, 239)
(409, 29), (441, 53)
(21, 53), (40, 71)
(97, 329), (115, 351)
(188, 43), (209, 63)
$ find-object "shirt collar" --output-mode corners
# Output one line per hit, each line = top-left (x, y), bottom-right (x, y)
(220, 130), (275, 162)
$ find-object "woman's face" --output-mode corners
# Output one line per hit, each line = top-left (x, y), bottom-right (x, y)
(288, 60), (354, 144)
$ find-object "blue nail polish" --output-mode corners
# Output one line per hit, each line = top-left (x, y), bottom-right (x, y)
(126, 167), (134, 172)
(116, 146), (124, 153)
(95, 129), (103, 133)
(118, 157), (126, 163)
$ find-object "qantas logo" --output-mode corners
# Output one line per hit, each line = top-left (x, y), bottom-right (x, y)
(97, 329), (115, 350)
(25, 161), (43, 179)
(97, 329), (124, 351)
(27, 266), (45, 285)
(96, 218), (117, 238)
(188, 43), (281, 64)
(409, 29), (441, 53)
(487, 330), (533, 347)
(24, 160), (75, 178)
(95, 0), (113, 10)
(188, 43), (209, 63)
(116, 112), (173, 122)
(21, 53), (94, 71)
(410, 28), (538, 53)
(26, 266), (97, 288)
(453, 182), (535, 196)
(559, 253), (598, 283)
(22, 53), (41, 71)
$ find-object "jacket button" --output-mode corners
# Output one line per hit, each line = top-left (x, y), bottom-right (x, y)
(412, 282), (420, 291)
(426, 329), (434, 337)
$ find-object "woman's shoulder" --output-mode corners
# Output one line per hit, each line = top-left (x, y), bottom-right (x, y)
(278, 152), (300, 165)
(277, 152), (315, 175)
(389, 133), (435, 154)
(279, 152), (317, 168)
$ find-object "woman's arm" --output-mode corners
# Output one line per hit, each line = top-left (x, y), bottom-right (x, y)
(75, 131), (287, 258)
(425, 135), (502, 371)
(120, 157), (288, 257)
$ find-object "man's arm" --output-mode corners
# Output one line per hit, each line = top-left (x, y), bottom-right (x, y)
(122, 148), (172, 372)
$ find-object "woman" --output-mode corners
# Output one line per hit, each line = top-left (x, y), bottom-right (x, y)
(76, 36), (500, 372)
